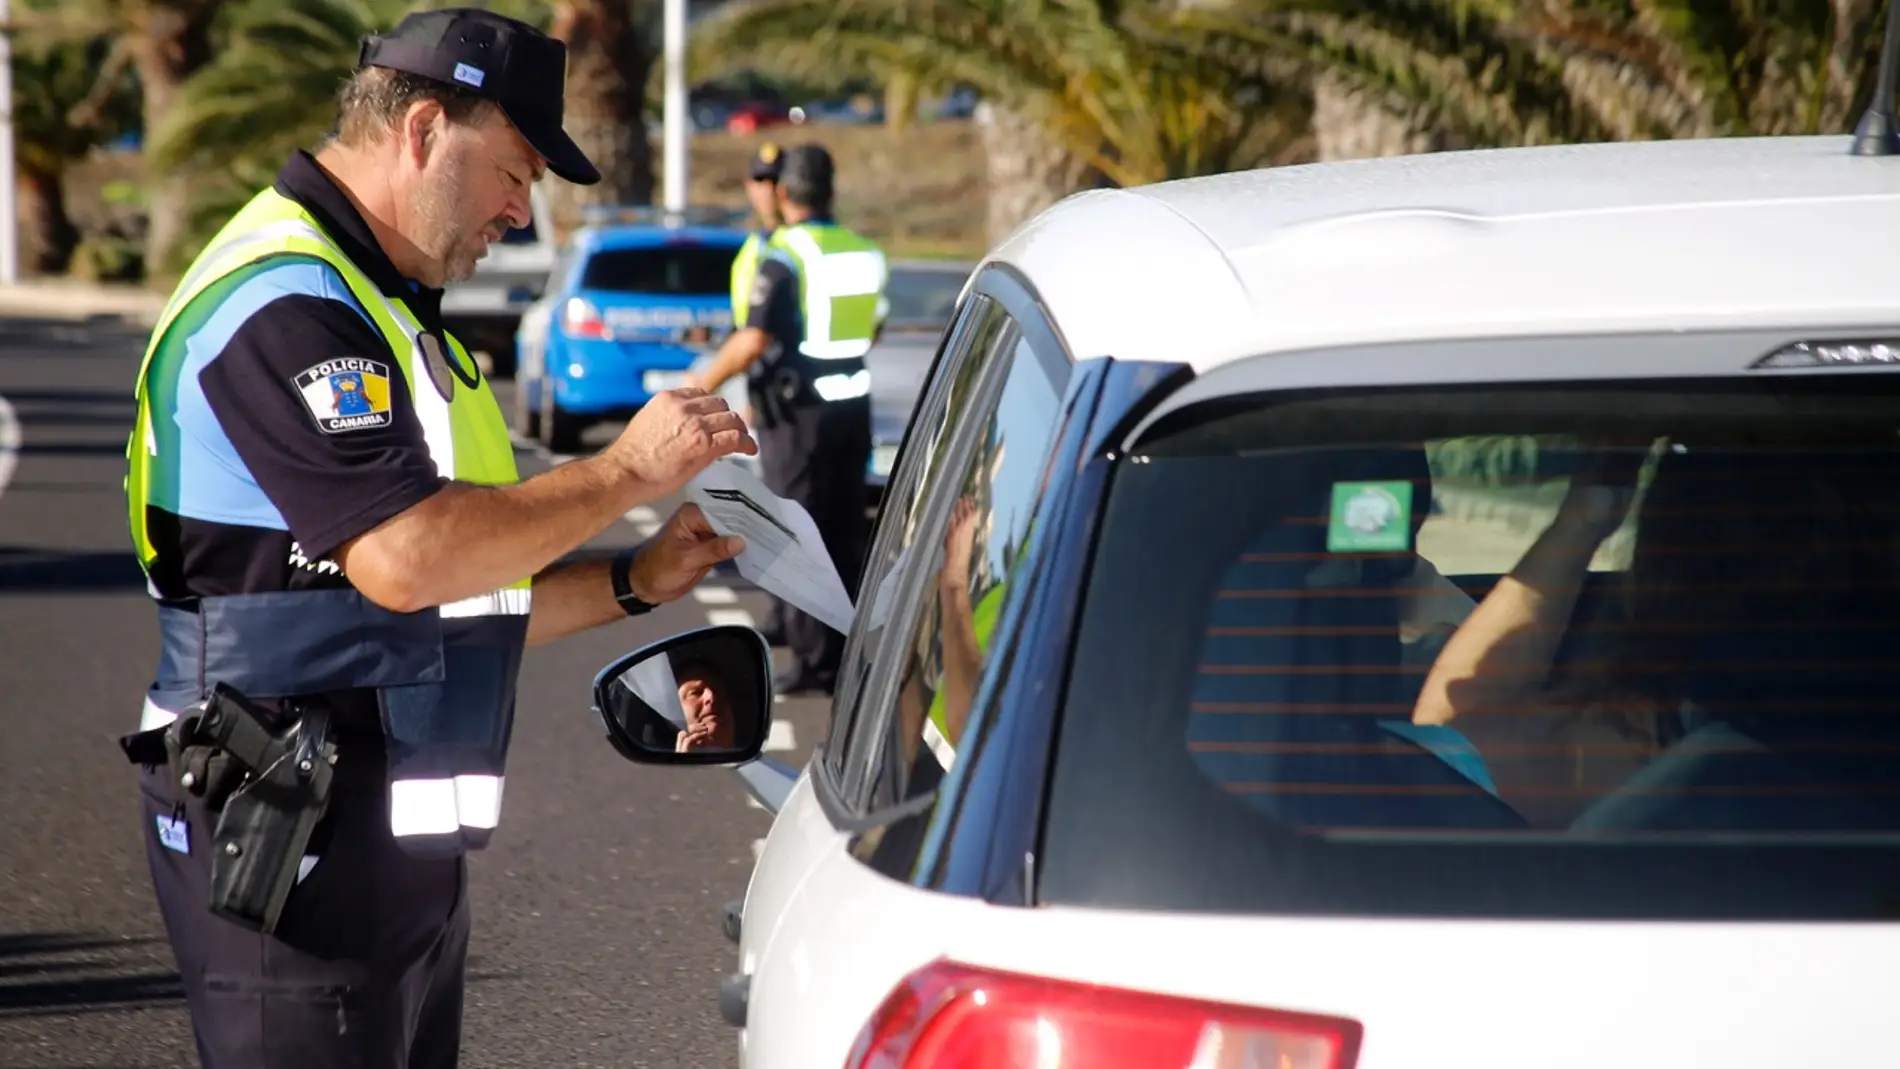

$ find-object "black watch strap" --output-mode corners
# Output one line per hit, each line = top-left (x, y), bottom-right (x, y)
(610, 550), (657, 617)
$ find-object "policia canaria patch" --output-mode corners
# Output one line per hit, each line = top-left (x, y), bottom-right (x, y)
(293, 357), (394, 434)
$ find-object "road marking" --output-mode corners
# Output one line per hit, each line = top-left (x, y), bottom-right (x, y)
(764, 720), (796, 753)
(707, 608), (755, 628)
(691, 586), (738, 605)
(750, 838), (766, 860)
(0, 393), (19, 504)
(746, 796), (765, 810)
(634, 522), (661, 538)
(627, 506), (660, 524)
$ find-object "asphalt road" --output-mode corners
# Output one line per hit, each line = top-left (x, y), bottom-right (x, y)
(0, 314), (831, 1069)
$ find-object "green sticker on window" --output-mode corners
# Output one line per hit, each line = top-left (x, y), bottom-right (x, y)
(1327, 480), (1414, 552)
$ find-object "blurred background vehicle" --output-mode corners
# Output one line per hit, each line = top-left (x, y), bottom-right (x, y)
(515, 206), (749, 453)
(863, 259), (974, 506)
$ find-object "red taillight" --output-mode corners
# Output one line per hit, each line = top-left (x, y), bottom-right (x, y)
(562, 297), (608, 339)
(843, 961), (1362, 1069)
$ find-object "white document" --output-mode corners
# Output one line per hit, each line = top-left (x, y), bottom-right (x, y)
(685, 459), (857, 636)
(623, 653), (686, 729)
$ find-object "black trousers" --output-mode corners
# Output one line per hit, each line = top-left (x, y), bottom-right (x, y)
(758, 396), (872, 682)
(138, 745), (469, 1069)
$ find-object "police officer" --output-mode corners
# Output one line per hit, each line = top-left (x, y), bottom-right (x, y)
(729, 141), (790, 646)
(690, 144), (882, 695)
(730, 141), (782, 330)
(118, 10), (756, 1067)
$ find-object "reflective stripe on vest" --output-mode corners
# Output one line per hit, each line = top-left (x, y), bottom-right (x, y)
(769, 223), (887, 362)
(127, 186), (531, 856)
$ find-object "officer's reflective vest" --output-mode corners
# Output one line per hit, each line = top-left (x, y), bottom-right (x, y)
(125, 186), (532, 860)
(751, 220), (886, 403)
(729, 230), (770, 328)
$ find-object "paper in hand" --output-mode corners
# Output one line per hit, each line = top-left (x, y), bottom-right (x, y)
(685, 459), (857, 636)
(623, 653), (686, 729)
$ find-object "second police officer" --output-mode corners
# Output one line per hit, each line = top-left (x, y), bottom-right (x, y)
(693, 144), (885, 695)
(727, 140), (790, 646)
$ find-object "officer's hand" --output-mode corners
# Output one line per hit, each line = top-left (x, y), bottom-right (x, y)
(630, 502), (747, 604)
(609, 388), (758, 497)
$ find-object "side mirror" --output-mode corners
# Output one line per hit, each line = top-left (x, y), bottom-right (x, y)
(590, 625), (773, 766)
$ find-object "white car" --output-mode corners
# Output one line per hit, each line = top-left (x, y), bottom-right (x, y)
(588, 128), (1900, 1069)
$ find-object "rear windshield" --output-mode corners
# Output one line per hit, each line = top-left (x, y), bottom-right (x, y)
(1041, 375), (1900, 920)
(580, 244), (737, 295)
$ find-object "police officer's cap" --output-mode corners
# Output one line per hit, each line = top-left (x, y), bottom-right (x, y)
(749, 142), (783, 182)
(358, 8), (602, 186)
(777, 144), (836, 198)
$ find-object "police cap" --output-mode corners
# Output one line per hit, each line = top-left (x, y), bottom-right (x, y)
(777, 144), (835, 202)
(749, 141), (783, 182)
(358, 8), (601, 186)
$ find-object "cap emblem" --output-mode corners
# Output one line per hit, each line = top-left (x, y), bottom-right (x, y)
(452, 62), (485, 88)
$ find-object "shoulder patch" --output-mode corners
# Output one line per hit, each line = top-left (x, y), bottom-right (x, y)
(292, 357), (393, 434)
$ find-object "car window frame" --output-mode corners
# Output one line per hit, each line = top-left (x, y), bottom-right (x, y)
(815, 291), (999, 797)
(811, 263), (1076, 827)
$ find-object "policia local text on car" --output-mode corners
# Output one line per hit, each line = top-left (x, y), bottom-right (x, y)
(116, 10), (755, 1067)
(691, 144), (886, 696)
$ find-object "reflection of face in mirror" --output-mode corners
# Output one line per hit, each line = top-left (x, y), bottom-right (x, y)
(595, 626), (768, 762)
(674, 658), (738, 752)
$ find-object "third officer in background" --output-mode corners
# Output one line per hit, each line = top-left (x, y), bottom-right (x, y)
(692, 144), (884, 695)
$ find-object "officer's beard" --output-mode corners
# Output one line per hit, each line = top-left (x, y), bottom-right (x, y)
(415, 151), (491, 286)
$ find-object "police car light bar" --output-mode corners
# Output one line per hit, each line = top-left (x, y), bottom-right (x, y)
(578, 203), (749, 229)
(1753, 339), (1900, 368)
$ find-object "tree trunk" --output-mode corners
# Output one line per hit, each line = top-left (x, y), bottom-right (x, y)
(1310, 76), (1446, 162)
(884, 68), (919, 135)
(974, 103), (1097, 249)
(547, 0), (656, 229)
(17, 165), (79, 276)
(131, 2), (216, 282)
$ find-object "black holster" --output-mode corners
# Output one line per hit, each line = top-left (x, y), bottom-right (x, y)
(121, 683), (338, 935)
(749, 365), (805, 430)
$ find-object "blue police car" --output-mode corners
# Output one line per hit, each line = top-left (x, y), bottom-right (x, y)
(514, 207), (748, 453)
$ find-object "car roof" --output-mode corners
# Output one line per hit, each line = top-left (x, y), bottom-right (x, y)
(578, 224), (749, 252)
(986, 135), (1900, 372)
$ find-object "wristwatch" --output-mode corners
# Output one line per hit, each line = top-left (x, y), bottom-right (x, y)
(610, 549), (657, 617)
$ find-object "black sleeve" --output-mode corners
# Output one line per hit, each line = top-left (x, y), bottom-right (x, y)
(747, 259), (802, 362)
(197, 294), (448, 560)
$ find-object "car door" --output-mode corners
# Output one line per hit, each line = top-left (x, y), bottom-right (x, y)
(731, 292), (1010, 987)
(735, 273), (1079, 1065)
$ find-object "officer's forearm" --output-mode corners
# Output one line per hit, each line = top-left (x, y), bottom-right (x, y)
(338, 456), (653, 613)
(524, 557), (627, 647)
(700, 329), (768, 391)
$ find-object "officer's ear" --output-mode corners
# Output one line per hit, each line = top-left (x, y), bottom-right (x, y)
(398, 98), (451, 169)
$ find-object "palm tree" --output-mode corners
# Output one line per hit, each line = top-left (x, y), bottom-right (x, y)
(1180, 0), (1892, 160)
(7, 12), (140, 273)
(15, 0), (223, 278)
(689, 0), (1310, 247)
(546, 0), (657, 220)
(146, 0), (551, 267)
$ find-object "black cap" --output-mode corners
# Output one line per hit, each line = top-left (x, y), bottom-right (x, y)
(748, 141), (783, 182)
(778, 143), (835, 197)
(358, 8), (600, 186)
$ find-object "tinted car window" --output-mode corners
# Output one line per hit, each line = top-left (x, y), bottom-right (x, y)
(499, 219), (538, 245)
(579, 244), (738, 295)
(1043, 374), (1900, 920)
(865, 329), (1069, 809)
